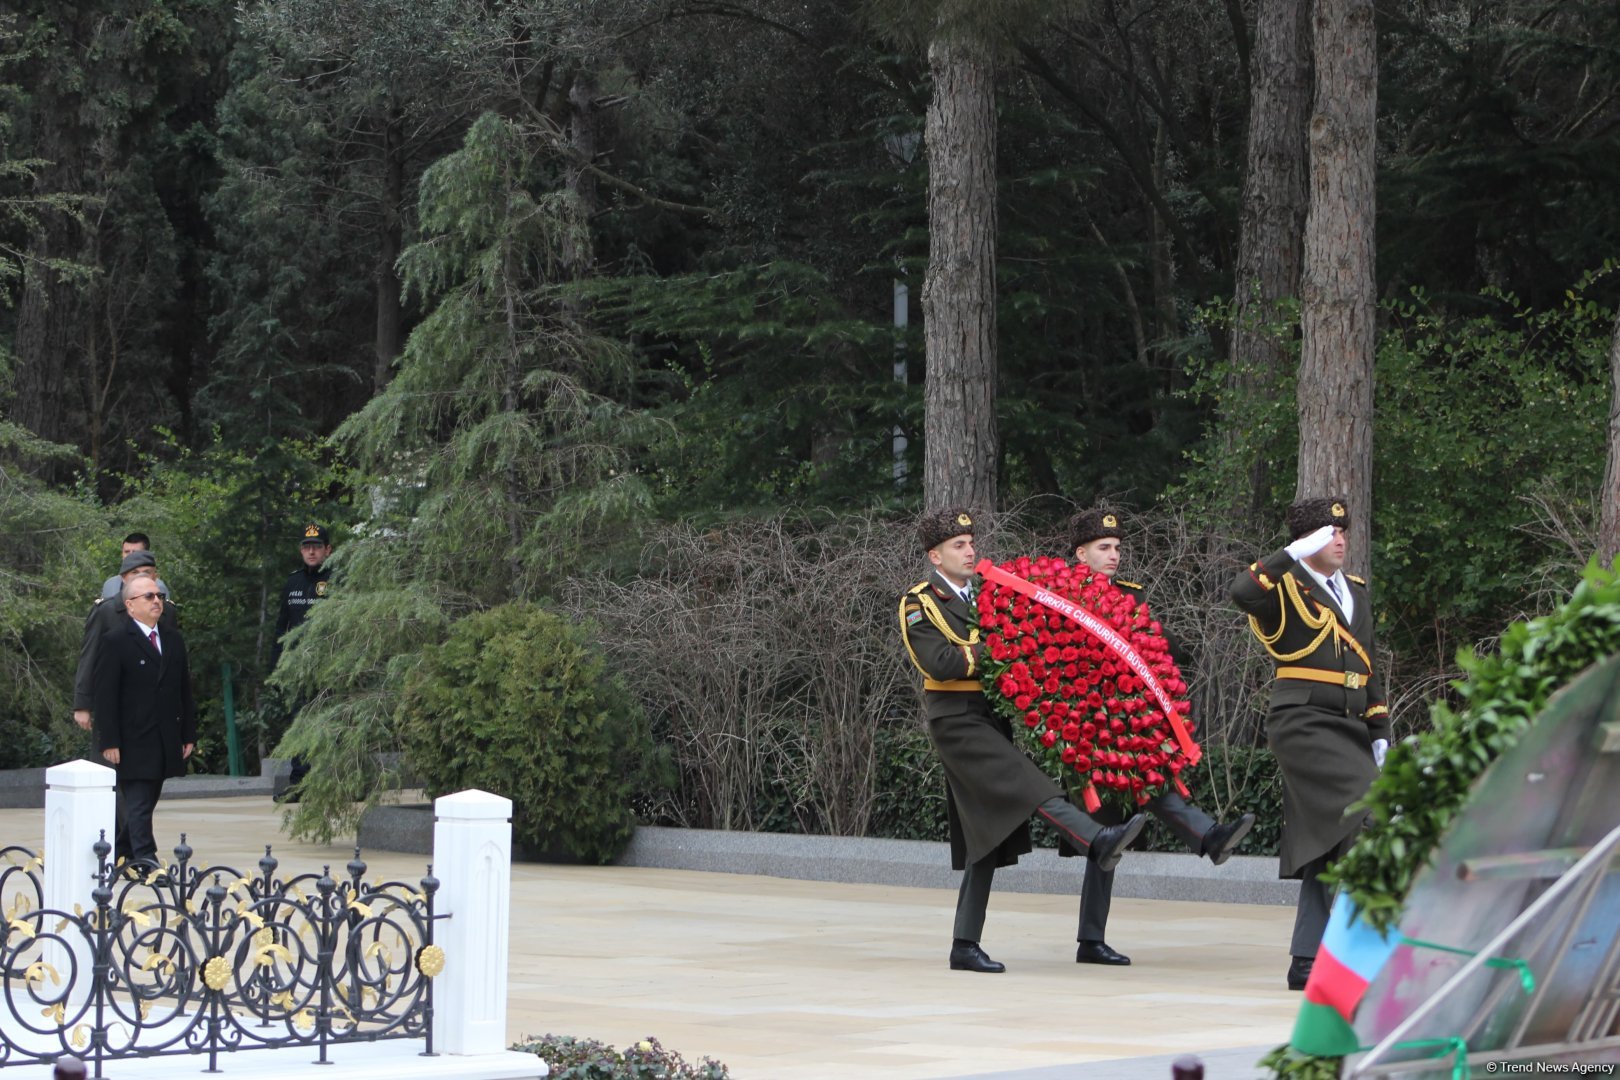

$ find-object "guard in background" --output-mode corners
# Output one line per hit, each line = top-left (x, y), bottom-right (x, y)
(272, 523), (333, 668)
(1062, 508), (1255, 967)
(1230, 497), (1390, 991)
(900, 507), (1146, 974)
(271, 523), (333, 796)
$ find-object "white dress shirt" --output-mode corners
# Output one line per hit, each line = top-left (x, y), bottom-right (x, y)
(1298, 562), (1353, 623)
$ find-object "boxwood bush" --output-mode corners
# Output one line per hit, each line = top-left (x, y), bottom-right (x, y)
(396, 602), (667, 864)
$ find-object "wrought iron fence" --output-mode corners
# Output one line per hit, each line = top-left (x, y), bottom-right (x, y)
(0, 836), (441, 1075)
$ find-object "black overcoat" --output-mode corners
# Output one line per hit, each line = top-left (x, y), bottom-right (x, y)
(74, 591), (179, 712)
(1231, 547), (1388, 878)
(91, 619), (197, 782)
(900, 569), (1060, 870)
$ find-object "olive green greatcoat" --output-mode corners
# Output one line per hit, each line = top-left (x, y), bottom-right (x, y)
(1231, 548), (1390, 878)
(900, 569), (1060, 870)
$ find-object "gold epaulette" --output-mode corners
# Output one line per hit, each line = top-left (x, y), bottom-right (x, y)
(1346, 573), (1367, 586)
(907, 580), (932, 596)
(1115, 579), (1142, 590)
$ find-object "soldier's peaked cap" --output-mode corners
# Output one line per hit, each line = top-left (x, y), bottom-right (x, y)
(300, 524), (331, 545)
(918, 508), (976, 552)
(1286, 497), (1350, 540)
(1067, 508), (1124, 551)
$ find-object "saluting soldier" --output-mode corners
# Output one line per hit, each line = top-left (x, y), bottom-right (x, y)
(1061, 508), (1255, 968)
(1230, 497), (1390, 991)
(900, 507), (1146, 974)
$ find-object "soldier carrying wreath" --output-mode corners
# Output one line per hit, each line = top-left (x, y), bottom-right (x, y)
(898, 507), (1147, 974)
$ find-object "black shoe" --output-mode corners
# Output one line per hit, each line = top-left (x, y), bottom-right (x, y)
(1201, 814), (1257, 866)
(1287, 955), (1314, 991)
(1076, 940), (1132, 966)
(1087, 813), (1147, 873)
(949, 941), (1006, 973)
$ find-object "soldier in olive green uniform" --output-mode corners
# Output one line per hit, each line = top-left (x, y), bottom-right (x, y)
(899, 508), (1146, 974)
(1230, 498), (1391, 991)
(1060, 509), (1255, 967)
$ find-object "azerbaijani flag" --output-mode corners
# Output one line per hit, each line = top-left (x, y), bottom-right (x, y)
(1290, 894), (1400, 1056)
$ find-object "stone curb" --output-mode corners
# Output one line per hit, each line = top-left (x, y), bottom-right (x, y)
(0, 769), (279, 808)
(615, 825), (1299, 905)
(356, 806), (1298, 906)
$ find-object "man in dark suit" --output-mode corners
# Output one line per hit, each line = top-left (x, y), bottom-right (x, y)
(899, 507), (1146, 974)
(92, 576), (197, 867)
(1061, 508), (1255, 967)
(1230, 497), (1390, 990)
(73, 550), (179, 733)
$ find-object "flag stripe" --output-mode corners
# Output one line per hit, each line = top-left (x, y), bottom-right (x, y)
(1290, 999), (1362, 1058)
(1304, 946), (1369, 1020)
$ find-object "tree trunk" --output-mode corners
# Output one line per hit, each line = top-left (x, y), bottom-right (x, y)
(373, 109), (405, 394)
(921, 29), (998, 513)
(563, 69), (600, 279)
(1600, 310), (1620, 563)
(14, 220), (77, 450)
(1297, 0), (1376, 580)
(1229, 0), (1312, 512)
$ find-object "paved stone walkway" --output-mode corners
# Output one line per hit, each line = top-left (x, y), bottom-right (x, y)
(0, 797), (1298, 1078)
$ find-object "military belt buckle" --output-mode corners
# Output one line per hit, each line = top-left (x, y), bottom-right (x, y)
(1344, 672), (1363, 690)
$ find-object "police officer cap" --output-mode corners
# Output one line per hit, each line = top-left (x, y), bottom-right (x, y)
(1066, 508), (1124, 552)
(918, 508), (976, 552)
(300, 523), (331, 545)
(1286, 497), (1351, 540)
(118, 550), (157, 575)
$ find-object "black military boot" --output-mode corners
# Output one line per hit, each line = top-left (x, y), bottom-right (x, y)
(949, 939), (1006, 973)
(1200, 813), (1257, 866)
(1087, 813), (1147, 872)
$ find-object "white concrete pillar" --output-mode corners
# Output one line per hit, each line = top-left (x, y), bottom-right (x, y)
(431, 788), (513, 1055)
(43, 759), (116, 1006)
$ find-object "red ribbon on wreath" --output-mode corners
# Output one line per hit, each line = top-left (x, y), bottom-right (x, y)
(976, 558), (1201, 811)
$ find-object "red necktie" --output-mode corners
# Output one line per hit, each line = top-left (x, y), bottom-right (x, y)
(149, 629), (160, 654)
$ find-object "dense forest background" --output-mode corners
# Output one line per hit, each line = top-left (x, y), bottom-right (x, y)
(4, 0), (1618, 842)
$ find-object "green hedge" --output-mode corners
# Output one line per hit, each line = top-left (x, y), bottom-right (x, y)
(396, 602), (669, 864)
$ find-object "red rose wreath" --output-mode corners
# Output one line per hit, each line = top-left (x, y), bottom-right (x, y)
(974, 556), (1202, 812)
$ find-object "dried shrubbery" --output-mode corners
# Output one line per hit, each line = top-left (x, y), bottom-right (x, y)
(564, 506), (1452, 837)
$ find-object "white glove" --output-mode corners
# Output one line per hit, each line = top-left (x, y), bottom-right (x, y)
(1285, 525), (1336, 562)
(1372, 739), (1388, 769)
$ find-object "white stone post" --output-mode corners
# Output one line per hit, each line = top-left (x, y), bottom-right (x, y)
(43, 760), (116, 1006)
(431, 789), (513, 1055)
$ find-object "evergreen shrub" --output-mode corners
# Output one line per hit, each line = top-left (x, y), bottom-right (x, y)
(396, 602), (665, 864)
(511, 1034), (729, 1079)
(1327, 557), (1620, 930)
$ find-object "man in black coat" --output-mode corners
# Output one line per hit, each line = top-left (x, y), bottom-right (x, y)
(899, 508), (1147, 974)
(1061, 508), (1255, 967)
(73, 550), (178, 733)
(93, 576), (197, 866)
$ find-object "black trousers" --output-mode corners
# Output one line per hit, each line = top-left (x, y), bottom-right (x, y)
(115, 777), (165, 863)
(1291, 851), (1335, 958)
(953, 795), (1104, 942)
(1078, 789), (1214, 942)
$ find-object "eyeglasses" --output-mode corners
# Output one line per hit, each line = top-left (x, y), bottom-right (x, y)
(129, 592), (164, 604)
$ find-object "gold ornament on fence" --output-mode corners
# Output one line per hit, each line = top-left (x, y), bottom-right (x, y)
(202, 956), (231, 991)
(416, 944), (445, 978)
